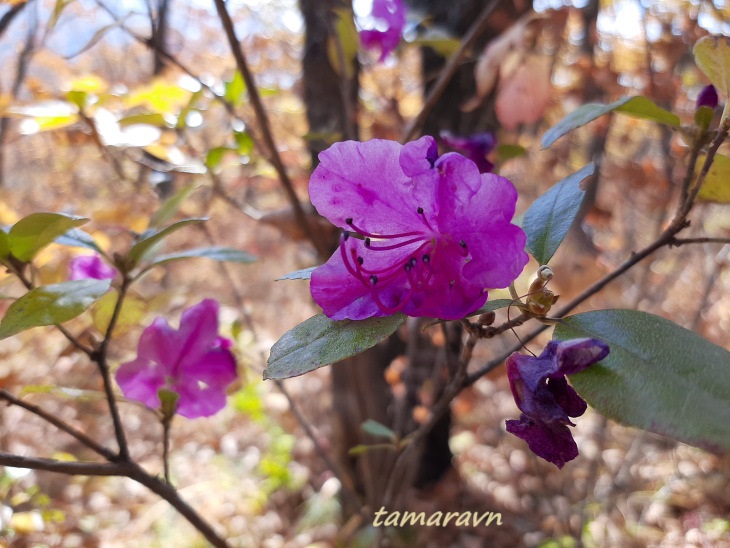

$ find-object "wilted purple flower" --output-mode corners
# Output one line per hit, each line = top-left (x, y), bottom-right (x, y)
(69, 254), (116, 281)
(439, 131), (496, 174)
(506, 338), (610, 468)
(696, 84), (718, 110)
(116, 299), (237, 419)
(309, 135), (528, 320)
(358, 0), (406, 61)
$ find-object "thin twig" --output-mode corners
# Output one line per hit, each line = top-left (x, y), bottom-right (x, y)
(213, 0), (328, 257)
(671, 237), (730, 246)
(400, 0), (501, 143)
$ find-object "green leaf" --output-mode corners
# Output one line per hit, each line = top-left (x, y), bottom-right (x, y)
(49, 0), (75, 30)
(0, 229), (9, 260)
(0, 279), (111, 340)
(696, 153), (730, 203)
(328, 7), (359, 79)
(205, 146), (233, 170)
(693, 35), (730, 120)
(224, 71), (247, 107)
(234, 131), (254, 155)
(127, 218), (206, 265)
(149, 185), (199, 228)
(495, 143), (527, 163)
(554, 309), (730, 452)
(523, 163), (595, 265)
(541, 96), (680, 149)
(55, 228), (103, 253)
(276, 267), (316, 281)
(147, 246), (257, 267)
(118, 113), (168, 127)
(9, 213), (88, 262)
(264, 313), (406, 380)
(361, 419), (397, 440)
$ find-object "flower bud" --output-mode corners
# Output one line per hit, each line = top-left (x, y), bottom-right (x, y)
(696, 84), (718, 110)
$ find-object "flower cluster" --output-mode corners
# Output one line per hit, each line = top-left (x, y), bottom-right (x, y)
(505, 338), (610, 468)
(116, 299), (237, 419)
(309, 136), (528, 320)
(358, 0), (406, 61)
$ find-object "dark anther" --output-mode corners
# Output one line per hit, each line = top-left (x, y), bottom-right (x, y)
(422, 254), (430, 263)
(417, 207), (424, 214)
(370, 275), (378, 285)
(342, 231), (350, 241)
(459, 240), (467, 248)
(365, 238), (371, 247)
(357, 256), (364, 265)
(404, 264), (411, 272)
(346, 217), (353, 225)
(409, 257), (418, 267)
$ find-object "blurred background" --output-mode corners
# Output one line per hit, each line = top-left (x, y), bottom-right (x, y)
(0, 0), (729, 546)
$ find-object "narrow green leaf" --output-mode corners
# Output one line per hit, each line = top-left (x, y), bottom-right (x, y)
(0, 229), (9, 260)
(523, 163), (595, 265)
(148, 246), (257, 267)
(127, 218), (206, 265)
(554, 309), (730, 452)
(118, 113), (168, 127)
(348, 443), (396, 456)
(276, 267), (316, 281)
(224, 71), (246, 107)
(361, 419), (397, 440)
(205, 147), (233, 170)
(9, 213), (88, 262)
(328, 7), (359, 79)
(149, 185), (199, 228)
(542, 96), (679, 149)
(264, 313), (406, 380)
(696, 154), (730, 203)
(55, 228), (103, 253)
(49, 0), (74, 30)
(0, 279), (111, 340)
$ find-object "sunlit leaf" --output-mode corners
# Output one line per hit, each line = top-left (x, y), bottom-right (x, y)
(127, 218), (206, 265)
(0, 229), (9, 260)
(693, 35), (730, 119)
(554, 309), (730, 452)
(264, 313), (406, 380)
(9, 212), (88, 262)
(205, 146), (232, 170)
(542, 96), (680, 149)
(118, 113), (168, 127)
(149, 184), (199, 228)
(224, 71), (246, 107)
(327, 7), (359, 79)
(523, 163), (594, 265)
(275, 267), (315, 281)
(495, 143), (527, 163)
(20, 384), (106, 402)
(234, 131), (254, 155)
(147, 246), (257, 267)
(0, 279), (111, 340)
(696, 154), (730, 203)
(126, 79), (191, 114)
(410, 34), (461, 56)
(91, 290), (147, 335)
(48, 0), (74, 30)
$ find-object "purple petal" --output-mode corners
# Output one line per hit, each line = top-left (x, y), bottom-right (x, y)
(175, 299), (222, 370)
(310, 139), (427, 235)
(697, 84), (719, 110)
(547, 377), (588, 418)
(439, 131), (496, 173)
(553, 338), (610, 376)
(400, 136), (438, 177)
(359, 0), (406, 61)
(115, 357), (165, 409)
(137, 317), (181, 375)
(69, 254), (116, 281)
(506, 414), (579, 468)
(173, 348), (237, 419)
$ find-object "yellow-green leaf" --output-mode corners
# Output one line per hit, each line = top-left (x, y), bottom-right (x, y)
(694, 35), (730, 119)
(696, 153), (730, 203)
(92, 290), (147, 335)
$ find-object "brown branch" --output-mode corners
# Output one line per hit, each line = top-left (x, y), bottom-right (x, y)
(671, 237), (730, 246)
(213, 0), (328, 258)
(400, 0), (501, 143)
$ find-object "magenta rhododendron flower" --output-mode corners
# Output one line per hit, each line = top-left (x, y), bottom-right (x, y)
(358, 0), (406, 61)
(696, 84), (718, 110)
(506, 338), (610, 468)
(116, 299), (237, 419)
(439, 131), (496, 174)
(69, 254), (116, 281)
(309, 135), (528, 320)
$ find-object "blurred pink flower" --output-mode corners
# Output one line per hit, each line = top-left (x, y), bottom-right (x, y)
(358, 0), (406, 61)
(69, 254), (116, 281)
(116, 299), (237, 419)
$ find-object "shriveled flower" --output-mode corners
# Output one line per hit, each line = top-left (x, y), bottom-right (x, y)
(696, 84), (718, 110)
(439, 131), (496, 174)
(69, 254), (116, 281)
(505, 338), (610, 468)
(116, 299), (237, 419)
(358, 0), (406, 61)
(309, 136), (528, 320)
